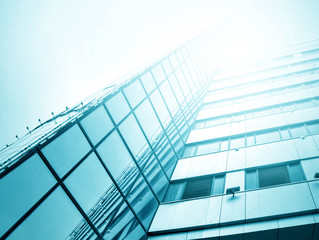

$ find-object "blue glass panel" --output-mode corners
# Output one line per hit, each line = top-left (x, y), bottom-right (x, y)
(97, 131), (137, 194)
(64, 153), (113, 213)
(159, 81), (179, 116)
(123, 79), (146, 109)
(105, 92), (130, 124)
(0, 154), (56, 236)
(8, 187), (96, 240)
(140, 71), (156, 94)
(149, 89), (171, 128)
(135, 99), (162, 143)
(80, 106), (113, 145)
(42, 124), (91, 177)
(118, 114), (149, 161)
(151, 64), (166, 85)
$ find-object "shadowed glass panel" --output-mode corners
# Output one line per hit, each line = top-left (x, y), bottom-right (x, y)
(118, 114), (150, 166)
(150, 89), (171, 128)
(135, 99), (162, 143)
(126, 173), (158, 229)
(259, 165), (290, 188)
(7, 187), (96, 240)
(0, 154), (56, 237)
(42, 124), (91, 177)
(80, 106), (113, 145)
(97, 131), (137, 195)
(103, 201), (146, 240)
(64, 153), (114, 218)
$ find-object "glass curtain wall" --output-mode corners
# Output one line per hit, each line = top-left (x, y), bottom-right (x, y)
(0, 37), (211, 240)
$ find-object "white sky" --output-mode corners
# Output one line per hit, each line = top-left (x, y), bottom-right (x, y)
(1, 0), (319, 148)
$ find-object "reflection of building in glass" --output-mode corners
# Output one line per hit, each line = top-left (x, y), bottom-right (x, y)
(1, 33), (319, 239)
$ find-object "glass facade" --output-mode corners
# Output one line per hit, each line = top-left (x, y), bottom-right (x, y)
(0, 37), (210, 239)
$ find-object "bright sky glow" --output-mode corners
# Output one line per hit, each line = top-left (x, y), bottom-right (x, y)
(1, 0), (319, 148)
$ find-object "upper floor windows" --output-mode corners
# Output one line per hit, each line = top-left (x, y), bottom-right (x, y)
(246, 162), (305, 190)
(164, 175), (225, 202)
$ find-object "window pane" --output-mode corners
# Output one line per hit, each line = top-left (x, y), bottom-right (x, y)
(212, 176), (225, 195)
(80, 106), (113, 145)
(246, 170), (258, 190)
(97, 131), (136, 194)
(126, 173), (158, 229)
(280, 128), (290, 140)
(149, 89), (171, 128)
(255, 130), (281, 145)
(123, 79), (146, 109)
(151, 64), (166, 84)
(164, 182), (186, 202)
(140, 71), (156, 94)
(119, 114), (149, 162)
(42, 124), (91, 177)
(64, 153), (114, 214)
(230, 137), (245, 149)
(8, 187), (96, 240)
(159, 81), (179, 116)
(259, 165), (290, 188)
(135, 99), (162, 143)
(307, 122), (319, 135)
(182, 177), (212, 200)
(288, 163), (304, 182)
(290, 125), (307, 138)
(0, 154), (56, 236)
(105, 92), (130, 124)
(196, 141), (220, 155)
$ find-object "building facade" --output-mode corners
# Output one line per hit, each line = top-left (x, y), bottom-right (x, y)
(149, 41), (319, 239)
(1, 34), (319, 240)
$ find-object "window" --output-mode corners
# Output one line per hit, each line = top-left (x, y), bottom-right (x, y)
(245, 162), (304, 190)
(164, 175), (225, 202)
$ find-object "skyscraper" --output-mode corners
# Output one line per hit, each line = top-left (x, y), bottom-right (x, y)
(1, 33), (319, 240)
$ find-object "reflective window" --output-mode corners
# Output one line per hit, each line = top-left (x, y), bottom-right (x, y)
(97, 131), (134, 191)
(290, 125), (307, 138)
(259, 165), (290, 188)
(165, 175), (225, 202)
(245, 163), (305, 190)
(105, 92), (130, 124)
(140, 71), (156, 94)
(123, 79), (146, 109)
(151, 64), (166, 84)
(42, 124), (91, 177)
(135, 99), (162, 143)
(125, 173), (158, 229)
(307, 122), (319, 135)
(0, 154), (56, 236)
(196, 141), (220, 155)
(159, 81), (179, 116)
(80, 106), (113, 145)
(255, 130), (281, 145)
(8, 187), (95, 240)
(149, 89), (171, 127)
(64, 153), (113, 214)
(103, 200), (145, 239)
(168, 74), (184, 104)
